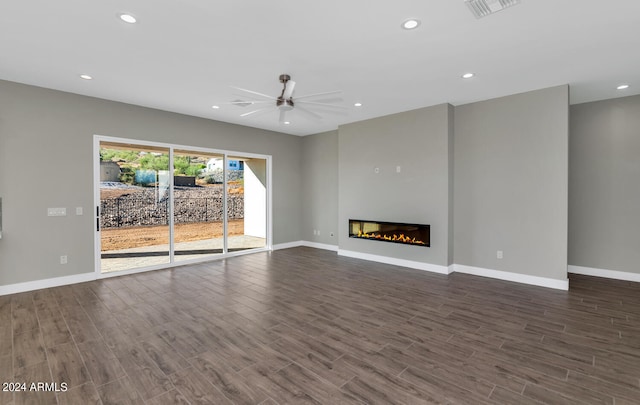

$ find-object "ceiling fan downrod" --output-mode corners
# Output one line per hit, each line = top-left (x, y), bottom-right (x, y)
(278, 74), (294, 110)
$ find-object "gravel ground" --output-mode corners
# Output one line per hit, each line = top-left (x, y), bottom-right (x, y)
(101, 219), (245, 251)
(99, 182), (247, 250)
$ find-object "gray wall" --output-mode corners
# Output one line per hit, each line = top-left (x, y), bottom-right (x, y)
(338, 104), (453, 266)
(569, 95), (640, 274)
(301, 130), (339, 245)
(6, 77), (632, 289)
(0, 80), (302, 286)
(454, 85), (569, 280)
(447, 105), (455, 266)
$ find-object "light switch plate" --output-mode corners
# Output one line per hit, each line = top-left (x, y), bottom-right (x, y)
(48, 208), (67, 216)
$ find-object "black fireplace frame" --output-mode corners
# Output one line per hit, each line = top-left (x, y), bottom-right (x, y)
(349, 219), (430, 247)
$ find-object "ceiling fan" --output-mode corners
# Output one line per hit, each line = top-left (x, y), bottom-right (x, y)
(227, 74), (345, 124)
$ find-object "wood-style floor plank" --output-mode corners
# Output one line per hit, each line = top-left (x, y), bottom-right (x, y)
(56, 382), (101, 405)
(13, 361), (53, 405)
(145, 389), (190, 405)
(59, 306), (103, 344)
(168, 367), (234, 404)
(46, 342), (91, 390)
(191, 351), (268, 403)
(12, 329), (47, 372)
(96, 377), (144, 405)
(4, 247), (640, 404)
(76, 339), (125, 386)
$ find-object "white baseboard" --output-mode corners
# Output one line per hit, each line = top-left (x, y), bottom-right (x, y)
(9, 250), (625, 297)
(273, 240), (339, 252)
(335, 251), (568, 290)
(0, 243), (327, 295)
(569, 265), (640, 283)
(337, 249), (452, 275)
(272, 241), (304, 250)
(454, 264), (569, 290)
(301, 241), (339, 252)
(0, 272), (97, 296)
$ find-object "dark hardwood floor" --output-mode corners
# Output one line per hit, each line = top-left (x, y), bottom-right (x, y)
(2, 246), (640, 404)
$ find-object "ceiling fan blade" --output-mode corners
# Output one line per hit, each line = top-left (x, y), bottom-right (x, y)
(230, 86), (276, 100)
(307, 97), (343, 103)
(295, 90), (342, 100)
(278, 109), (286, 124)
(296, 100), (348, 109)
(221, 100), (273, 105)
(283, 80), (296, 99)
(295, 105), (323, 121)
(248, 107), (279, 119)
(241, 108), (271, 117)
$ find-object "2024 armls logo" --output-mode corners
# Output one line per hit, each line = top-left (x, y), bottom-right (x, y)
(3, 382), (68, 392)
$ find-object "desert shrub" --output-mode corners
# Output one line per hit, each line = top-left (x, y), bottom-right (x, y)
(119, 166), (136, 184)
(173, 156), (190, 175)
(173, 156), (205, 177)
(185, 164), (205, 177)
(139, 153), (169, 172)
(100, 148), (139, 162)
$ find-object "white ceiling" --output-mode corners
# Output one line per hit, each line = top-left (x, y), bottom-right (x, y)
(1, 0), (639, 136)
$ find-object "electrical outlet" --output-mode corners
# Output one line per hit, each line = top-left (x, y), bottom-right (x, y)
(317, 230), (321, 236)
(497, 250), (503, 259)
(60, 255), (68, 264)
(76, 207), (83, 215)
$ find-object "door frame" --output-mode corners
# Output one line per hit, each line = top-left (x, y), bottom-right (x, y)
(93, 134), (272, 278)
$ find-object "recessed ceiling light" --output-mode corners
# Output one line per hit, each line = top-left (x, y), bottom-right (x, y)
(211, 105), (220, 109)
(617, 84), (630, 90)
(80, 74), (93, 80)
(284, 121), (291, 125)
(118, 13), (137, 24)
(402, 19), (421, 30)
(354, 102), (363, 107)
(462, 73), (475, 79)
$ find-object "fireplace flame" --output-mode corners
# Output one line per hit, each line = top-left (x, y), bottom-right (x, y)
(356, 229), (426, 245)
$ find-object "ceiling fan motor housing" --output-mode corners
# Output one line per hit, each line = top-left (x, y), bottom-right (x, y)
(231, 73), (341, 121)
(277, 98), (294, 110)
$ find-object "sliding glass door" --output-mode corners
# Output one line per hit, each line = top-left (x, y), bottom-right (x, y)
(99, 142), (171, 273)
(95, 137), (270, 274)
(173, 149), (225, 262)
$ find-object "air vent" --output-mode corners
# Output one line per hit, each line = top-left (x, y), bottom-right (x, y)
(465, 0), (521, 19)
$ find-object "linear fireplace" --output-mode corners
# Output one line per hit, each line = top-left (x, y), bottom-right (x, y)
(349, 219), (430, 247)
